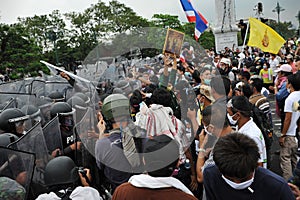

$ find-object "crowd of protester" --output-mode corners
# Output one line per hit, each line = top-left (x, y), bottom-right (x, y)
(0, 35), (300, 200)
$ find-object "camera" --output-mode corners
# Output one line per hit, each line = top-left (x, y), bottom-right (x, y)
(78, 167), (86, 175)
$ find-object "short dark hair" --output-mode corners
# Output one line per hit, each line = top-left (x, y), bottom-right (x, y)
(250, 78), (263, 92)
(288, 73), (300, 91)
(144, 135), (179, 177)
(192, 70), (201, 84)
(151, 88), (171, 107)
(231, 96), (251, 117)
(241, 83), (253, 99)
(213, 133), (260, 179)
(211, 104), (229, 129)
(202, 105), (212, 125)
(239, 71), (251, 81)
(210, 76), (230, 96)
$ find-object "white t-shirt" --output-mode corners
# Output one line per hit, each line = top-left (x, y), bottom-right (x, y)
(284, 91), (300, 136)
(269, 58), (279, 76)
(36, 186), (102, 200)
(238, 118), (267, 168)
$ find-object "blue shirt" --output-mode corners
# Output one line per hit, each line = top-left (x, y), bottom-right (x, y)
(203, 165), (294, 200)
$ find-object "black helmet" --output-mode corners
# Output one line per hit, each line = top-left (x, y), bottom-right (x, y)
(21, 105), (41, 119)
(21, 105), (42, 128)
(67, 96), (87, 122)
(48, 91), (65, 102)
(102, 94), (130, 121)
(0, 108), (28, 133)
(44, 156), (79, 187)
(0, 133), (19, 147)
(50, 102), (73, 119)
(73, 92), (90, 104)
(67, 96), (87, 109)
(50, 102), (75, 127)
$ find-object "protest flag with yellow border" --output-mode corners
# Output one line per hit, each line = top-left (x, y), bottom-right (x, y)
(247, 17), (285, 54)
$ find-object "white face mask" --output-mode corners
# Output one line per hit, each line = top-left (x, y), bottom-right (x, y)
(222, 173), (255, 190)
(287, 88), (291, 93)
(227, 113), (238, 125)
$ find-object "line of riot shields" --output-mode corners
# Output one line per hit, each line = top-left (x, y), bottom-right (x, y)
(0, 73), (107, 199)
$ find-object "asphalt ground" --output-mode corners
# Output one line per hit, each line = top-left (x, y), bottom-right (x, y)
(268, 93), (284, 176)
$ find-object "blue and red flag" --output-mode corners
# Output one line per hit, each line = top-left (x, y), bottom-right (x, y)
(180, 0), (208, 40)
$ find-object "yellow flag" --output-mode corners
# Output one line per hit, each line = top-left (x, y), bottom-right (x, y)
(247, 17), (285, 54)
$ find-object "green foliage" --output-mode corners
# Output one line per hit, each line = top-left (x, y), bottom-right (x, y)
(199, 31), (215, 50)
(267, 20), (296, 39)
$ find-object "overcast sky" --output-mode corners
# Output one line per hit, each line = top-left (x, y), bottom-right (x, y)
(0, 0), (299, 27)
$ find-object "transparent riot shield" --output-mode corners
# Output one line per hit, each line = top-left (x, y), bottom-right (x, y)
(42, 115), (63, 155)
(0, 146), (35, 200)
(0, 97), (15, 112)
(0, 92), (36, 110)
(74, 107), (97, 167)
(0, 80), (27, 93)
(8, 122), (51, 198)
(29, 80), (47, 97)
(37, 98), (53, 126)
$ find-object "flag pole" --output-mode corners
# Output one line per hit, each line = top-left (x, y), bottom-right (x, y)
(242, 20), (250, 51)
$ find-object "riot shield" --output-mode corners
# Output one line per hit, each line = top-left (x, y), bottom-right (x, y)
(0, 146), (35, 200)
(8, 121), (51, 198)
(0, 80), (27, 93)
(30, 79), (73, 99)
(42, 115), (63, 154)
(37, 98), (53, 126)
(0, 97), (15, 113)
(74, 107), (97, 158)
(0, 92), (36, 110)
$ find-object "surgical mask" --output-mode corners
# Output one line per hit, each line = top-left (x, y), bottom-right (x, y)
(287, 88), (291, 93)
(227, 113), (238, 125)
(263, 65), (267, 69)
(222, 173), (255, 190)
(204, 125), (213, 136)
(204, 79), (211, 85)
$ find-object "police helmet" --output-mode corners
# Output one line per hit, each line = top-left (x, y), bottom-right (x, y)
(44, 156), (79, 187)
(73, 92), (90, 104)
(0, 108), (28, 133)
(48, 91), (65, 102)
(67, 96), (87, 109)
(101, 94), (130, 121)
(50, 102), (73, 119)
(0, 133), (19, 147)
(21, 105), (41, 119)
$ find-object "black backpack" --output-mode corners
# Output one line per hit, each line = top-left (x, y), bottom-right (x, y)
(251, 103), (273, 150)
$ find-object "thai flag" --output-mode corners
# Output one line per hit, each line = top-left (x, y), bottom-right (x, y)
(180, 0), (208, 41)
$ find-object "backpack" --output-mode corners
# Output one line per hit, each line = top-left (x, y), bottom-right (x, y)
(251, 103), (273, 150)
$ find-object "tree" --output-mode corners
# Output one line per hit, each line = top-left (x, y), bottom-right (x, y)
(0, 23), (42, 79)
(268, 20), (295, 39)
(150, 14), (183, 31)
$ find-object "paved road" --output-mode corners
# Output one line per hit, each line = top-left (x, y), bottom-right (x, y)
(268, 94), (283, 176)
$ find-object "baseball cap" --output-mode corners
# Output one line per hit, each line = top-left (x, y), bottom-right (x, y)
(274, 64), (292, 73)
(200, 85), (214, 102)
(220, 58), (231, 65)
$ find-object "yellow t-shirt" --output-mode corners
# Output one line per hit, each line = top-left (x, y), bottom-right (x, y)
(259, 68), (273, 84)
